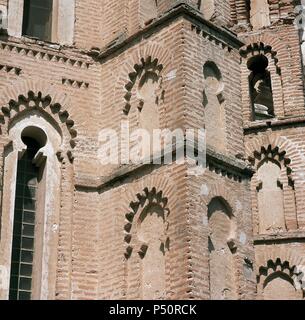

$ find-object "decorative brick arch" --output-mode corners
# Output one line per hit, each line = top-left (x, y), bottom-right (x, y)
(247, 143), (292, 176)
(239, 36), (287, 70)
(118, 173), (182, 299)
(245, 134), (305, 179)
(201, 182), (237, 216)
(120, 172), (178, 258)
(257, 250), (305, 275)
(122, 183), (172, 300)
(0, 80), (78, 161)
(113, 42), (173, 128)
(122, 56), (164, 115)
(257, 258), (305, 299)
(239, 37), (286, 120)
(123, 186), (170, 259)
(246, 134), (305, 232)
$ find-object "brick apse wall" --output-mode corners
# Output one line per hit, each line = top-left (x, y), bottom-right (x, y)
(0, 0), (304, 300)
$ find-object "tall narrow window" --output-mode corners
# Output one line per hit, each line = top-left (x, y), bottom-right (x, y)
(248, 54), (274, 120)
(0, 106), (64, 300)
(9, 136), (43, 300)
(125, 188), (169, 300)
(22, 0), (53, 41)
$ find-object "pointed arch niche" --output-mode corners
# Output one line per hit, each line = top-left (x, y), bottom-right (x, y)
(124, 187), (170, 300)
(123, 56), (164, 135)
(249, 145), (297, 235)
(207, 196), (237, 300)
(240, 43), (284, 122)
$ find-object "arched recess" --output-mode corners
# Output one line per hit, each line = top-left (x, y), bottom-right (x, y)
(257, 259), (305, 300)
(202, 61), (226, 153)
(118, 55), (166, 160)
(124, 187), (170, 300)
(246, 134), (305, 232)
(0, 90), (77, 156)
(207, 196), (237, 300)
(0, 86), (77, 300)
(247, 54), (274, 119)
(201, 183), (241, 300)
(123, 56), (163, 130)
(240, 42), (284, 122)
(113, 42), (173, 135)
(250, 146), (295, 234)
(123, 56), (163, 117)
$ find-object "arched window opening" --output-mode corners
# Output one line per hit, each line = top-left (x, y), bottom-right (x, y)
(0, 6), (7, 30)
(257, 259), (304, 300)
(248, 54), (274, 120)
(0, 103), (67, 300)
(208, 197), (236, 300)
(22, 126), (48, 148)
(9, 128), (47, 300)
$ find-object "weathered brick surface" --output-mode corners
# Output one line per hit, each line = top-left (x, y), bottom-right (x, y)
(0, 0), (304, 300)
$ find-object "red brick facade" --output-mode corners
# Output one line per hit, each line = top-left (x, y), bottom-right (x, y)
(0, 0), (304, 300)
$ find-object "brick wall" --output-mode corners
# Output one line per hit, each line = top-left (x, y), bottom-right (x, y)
(0, 0), (305, 300)
(182, 20), (244, 157)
